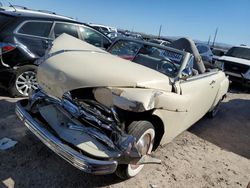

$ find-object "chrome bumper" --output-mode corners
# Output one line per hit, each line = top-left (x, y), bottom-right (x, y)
(16, 100), (118, 175)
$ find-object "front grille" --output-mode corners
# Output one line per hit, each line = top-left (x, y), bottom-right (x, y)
(224, 61), (249, 74)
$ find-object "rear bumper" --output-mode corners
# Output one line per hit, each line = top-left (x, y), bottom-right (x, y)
(16, 99), (118, 175)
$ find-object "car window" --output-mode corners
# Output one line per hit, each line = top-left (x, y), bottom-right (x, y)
(109, 41), (142, 58)
(53, 23), (78, 38)
(18, 21), (53, 37)
(197, 45), (209, 54)
(79, 26), (110, 48)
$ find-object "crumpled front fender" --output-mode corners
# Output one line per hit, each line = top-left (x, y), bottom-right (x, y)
(93, 87), (189, 112)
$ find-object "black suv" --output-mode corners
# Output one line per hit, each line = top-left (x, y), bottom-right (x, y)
(0, 6), (112, 96)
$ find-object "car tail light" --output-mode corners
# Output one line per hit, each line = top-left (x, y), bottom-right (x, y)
(0, 43), (16, 55)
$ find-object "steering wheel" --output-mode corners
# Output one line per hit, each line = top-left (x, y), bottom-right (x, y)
(158, 57), (178, 75)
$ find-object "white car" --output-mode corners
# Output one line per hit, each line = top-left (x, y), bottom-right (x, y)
(16, 35), (229, 179)
(88, 23), (117, 34)
(148, 39), (171, 46)
(215, 45), (250, 86)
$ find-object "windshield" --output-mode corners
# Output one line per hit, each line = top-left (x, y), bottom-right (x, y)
(226, 47), (250, 60)
(109, 40), (184, 77)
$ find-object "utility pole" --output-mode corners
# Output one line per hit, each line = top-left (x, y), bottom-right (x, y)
(158, 25), (162, 39)
(212, 27), (218, 47)
(207, 35), (211, 45)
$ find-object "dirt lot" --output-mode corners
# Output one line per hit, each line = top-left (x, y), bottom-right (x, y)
(0, 87), (249, 188)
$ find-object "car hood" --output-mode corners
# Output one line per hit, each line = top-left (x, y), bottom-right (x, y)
(219, 55), (250, 66)
(37, 34), (172, 98)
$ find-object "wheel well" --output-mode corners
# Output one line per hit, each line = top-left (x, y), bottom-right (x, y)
(147, 115), (164, 150)
(11, 64), (37, 84)
(15, 63), (37, 70)
(123, 111), (164, 151)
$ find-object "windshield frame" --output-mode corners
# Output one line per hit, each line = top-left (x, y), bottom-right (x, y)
(108, 38), (191, 79)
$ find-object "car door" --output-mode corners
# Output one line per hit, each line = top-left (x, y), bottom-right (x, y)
(177, 71), (220, 132)
(79, 26), (111, 49)
(14, 20), (53, 57)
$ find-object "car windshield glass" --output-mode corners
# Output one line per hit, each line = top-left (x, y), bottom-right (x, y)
(226, 47), (250, 60)
(109, 40), (184, 77)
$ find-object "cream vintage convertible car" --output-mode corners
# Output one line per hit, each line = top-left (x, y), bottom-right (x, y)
(16, 34), (229, 179)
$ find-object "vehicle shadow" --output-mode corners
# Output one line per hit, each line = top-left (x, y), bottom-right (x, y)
(0, 99), (123, 188)
(189, 97), (250, 159)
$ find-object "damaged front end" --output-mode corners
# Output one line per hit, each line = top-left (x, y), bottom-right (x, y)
(16, 88), (160, 175)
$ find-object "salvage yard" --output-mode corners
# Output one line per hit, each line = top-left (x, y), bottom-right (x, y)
(0, 87), (249, 188)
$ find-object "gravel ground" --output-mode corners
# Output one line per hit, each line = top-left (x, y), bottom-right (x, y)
(0, 87), (249, 188)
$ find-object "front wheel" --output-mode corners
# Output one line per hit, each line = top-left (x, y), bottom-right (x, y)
(115, 121), (155, 179)
(9, 65), (38, 97)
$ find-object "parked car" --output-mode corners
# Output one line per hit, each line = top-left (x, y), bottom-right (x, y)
(148, 38), (171, 46)
(211, 48), (226, 63)
(215, 46), (250, 86)
(88, 23), (117, 34)
(196, 43), (214, 68)
(123, 31), (143, 40)
(0, 6), (112, 97)
(16, 34), (229, 179)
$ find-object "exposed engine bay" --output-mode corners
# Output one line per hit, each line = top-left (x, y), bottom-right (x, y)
(26, 89), (161, 165)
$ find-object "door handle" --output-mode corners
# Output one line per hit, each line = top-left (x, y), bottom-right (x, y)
(210, 80), (216, 85)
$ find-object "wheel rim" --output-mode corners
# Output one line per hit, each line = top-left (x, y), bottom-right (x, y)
(127, 128), (155, 176)
(15, 71), (38, 96)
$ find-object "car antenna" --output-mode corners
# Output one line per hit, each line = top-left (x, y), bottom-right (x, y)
(9, 2), (16, 12)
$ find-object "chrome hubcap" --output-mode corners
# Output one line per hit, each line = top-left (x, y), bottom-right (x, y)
(15, 71), (38, 96)
(130, 133), (152, 170)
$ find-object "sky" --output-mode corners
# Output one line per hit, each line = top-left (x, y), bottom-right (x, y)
(1, 0), (249, 45)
